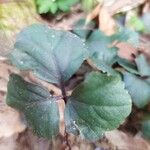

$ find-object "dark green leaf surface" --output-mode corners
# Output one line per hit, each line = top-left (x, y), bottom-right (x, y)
(124, 72), (150, 108)
(65, 72), (132, 141)
(117, 57), (139, 74)
(72, 19), (95, 39)
(142, 119), (150, 139)
(87, 30), (118, 75)
(111, 27), (139, 47)
(135, 54), (150, 76)
(6, 74), (60, 138)
(9, 24), (86, 84)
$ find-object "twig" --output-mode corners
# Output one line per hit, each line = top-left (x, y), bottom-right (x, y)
(64, 130), (71, 150)
(60, 80), (67, 103)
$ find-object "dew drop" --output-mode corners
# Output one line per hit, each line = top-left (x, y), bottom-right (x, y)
(82, 39), (86, 42)
(51, 35), (55, 38)
(20, 60), (23, 64)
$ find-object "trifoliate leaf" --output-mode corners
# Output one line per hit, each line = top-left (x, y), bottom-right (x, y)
(6, 74), (60, 138)
(124, 72), (150, 108)
(9, 24), (87, 84)
(65, 72), (132, 141)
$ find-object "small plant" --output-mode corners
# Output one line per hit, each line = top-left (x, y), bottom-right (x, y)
(35, 0), (79, 14)
(81, 0), (98, 12)
(6, 23), (134, 147)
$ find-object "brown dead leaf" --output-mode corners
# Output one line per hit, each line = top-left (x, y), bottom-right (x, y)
(109, 0), (146, 14)
(0, 60), (25, 139)
(0, 60), (19, 92)
(99, 7), (116, 35)
(106, 130), (150, 150)
(86, 4), (101, 24)
(117, 35), (150, 61)
(117, 42), (138, 61)
(86, 0), (145, 35)
(0, 134), (18, 150)
(0, 106), (26, 138)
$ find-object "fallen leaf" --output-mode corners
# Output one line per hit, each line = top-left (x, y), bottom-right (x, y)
(106, 130), (150, 150)
(86, 4), (101, 24)
(86, 0), (145, 35)
(117, 42), (138, 61)
(99, 7), (116, 35)
(0, 60), (25, 138)
(108, 0), (146, 14)
(0, 106), (26, 138)
(0, 60), (19, 92)
(0, 134), (18, 150)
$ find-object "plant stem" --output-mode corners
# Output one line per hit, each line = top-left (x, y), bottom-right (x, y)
(64, 130), (71, 150)
(59, 81), (71, 149)
(60, 80), (67, 103)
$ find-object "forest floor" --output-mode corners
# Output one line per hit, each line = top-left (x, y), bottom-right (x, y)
(1, 0), (150, 150)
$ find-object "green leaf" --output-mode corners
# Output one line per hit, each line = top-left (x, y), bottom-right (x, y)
(49, 2), (58, 14)
(81, 0), (98, 12)
(87, 30), (118, 75)
(127, 15), (145, 32)
(124, 72), (150, 108)
(135, 54), (150, 76)
(111, 27), (139, 47)
(65, 72), (132, 141)
(37, 0), (52, 14)
(72, 19), (95, 39)
(36, 0), (79, 14)
(6, 74), (60, 138)
(9, 24), (86, 84)
(117, 57), (139, 74)
(58, 0), (78, 11)
(142, 119), (150, 139)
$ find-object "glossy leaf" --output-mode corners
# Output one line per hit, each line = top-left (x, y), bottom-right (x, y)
(124, 72), (150, 108)
(6, 74), (60, 138)
(65, 72), (132, 141)
(9, 24), (86, 84)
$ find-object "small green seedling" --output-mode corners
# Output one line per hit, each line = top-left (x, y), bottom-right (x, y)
(35, 0), (79, 14)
